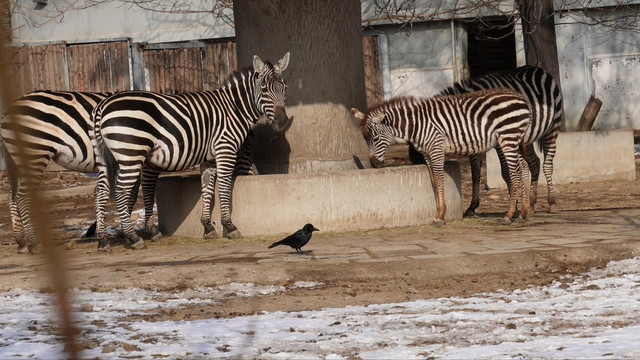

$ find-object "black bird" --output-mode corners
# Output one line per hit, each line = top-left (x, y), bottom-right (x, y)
(269, 223), (320, 253)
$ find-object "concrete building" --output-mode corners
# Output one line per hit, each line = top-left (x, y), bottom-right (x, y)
(7, 1), (639, 131)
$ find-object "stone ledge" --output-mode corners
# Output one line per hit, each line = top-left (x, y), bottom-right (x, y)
(156, 162), (462, 238)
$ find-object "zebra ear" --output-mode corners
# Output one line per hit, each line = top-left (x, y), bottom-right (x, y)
(371, 112), (386, 123)
(253, 55), (266, 73)
(274, 52), (290, 74)
(351, 108), (365, 120)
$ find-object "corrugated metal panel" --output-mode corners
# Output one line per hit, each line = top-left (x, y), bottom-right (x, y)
(67, 41), (131, 92)
(202, 41), (237, 91)
(6, 43), (67, 95)
(144, 46), (204, 94)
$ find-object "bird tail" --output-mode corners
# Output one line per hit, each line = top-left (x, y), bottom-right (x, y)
(268, 241), (282, 249)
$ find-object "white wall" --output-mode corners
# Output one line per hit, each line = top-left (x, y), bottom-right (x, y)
(11, 0), (234, 44)
(555, 9), (640, 130)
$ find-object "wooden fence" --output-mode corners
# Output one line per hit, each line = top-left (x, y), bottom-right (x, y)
(4, 37), (382, 103)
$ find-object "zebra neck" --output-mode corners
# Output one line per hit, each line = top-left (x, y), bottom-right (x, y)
(223, 71), (263, 125)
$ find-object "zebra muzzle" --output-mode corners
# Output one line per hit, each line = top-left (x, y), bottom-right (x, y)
(271, 106), (292, 132)
(369, 156), (384, 168)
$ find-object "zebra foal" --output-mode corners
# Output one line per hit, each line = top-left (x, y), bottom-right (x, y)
(353, 87), (532, 224)
(93, 53), (291, 249)
(410, 66), (563, 216)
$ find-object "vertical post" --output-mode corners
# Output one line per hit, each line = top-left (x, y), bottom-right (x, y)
(378, 33), (392, 101)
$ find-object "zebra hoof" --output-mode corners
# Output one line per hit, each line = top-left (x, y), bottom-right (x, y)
(28, 244), (42, 254)
(515, 216), (527, 223)
(463, 209), (477, 218)
(17, 244), (29, 254)
(150, 232), (163, 242)
(130, 240), (147, 250)
(97, 244), (112, 253)
(496, 216), (512, 224)
(227, 229), (242, 239)
(431, 219), (446, 226)
(203, 230), (219, 239)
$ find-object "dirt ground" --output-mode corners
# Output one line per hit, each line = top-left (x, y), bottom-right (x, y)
(1, 146), (640, 320)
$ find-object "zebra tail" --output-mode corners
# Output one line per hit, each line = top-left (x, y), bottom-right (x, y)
(0, 136), (18, 197)
(97, 139), (117, 199)
(93, 107), (118, 199)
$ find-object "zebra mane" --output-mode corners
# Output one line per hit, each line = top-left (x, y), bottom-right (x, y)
(360, 97), (418, 127)
(223, 61), (276, 89)
(438, 81), (473, 96)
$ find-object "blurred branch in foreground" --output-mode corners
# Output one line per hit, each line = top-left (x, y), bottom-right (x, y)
(0, 21), (80, 360)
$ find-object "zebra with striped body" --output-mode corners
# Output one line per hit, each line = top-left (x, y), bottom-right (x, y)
(0, 90), (256, 253)
(93, 53), (290, 249)
(0, 91), (110, 253)
(409, 66), (563, 216)
(353, 87), (532, 224)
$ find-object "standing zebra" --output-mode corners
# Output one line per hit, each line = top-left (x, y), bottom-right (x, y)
(409, 66), (563, 216)
(0, 90), (257, 253)
(0, 91), (110, 253)
(93, 52), (291, 249)
(353, 88), (532, 224)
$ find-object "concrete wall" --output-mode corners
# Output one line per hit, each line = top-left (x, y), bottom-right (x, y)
(487, 129), (636, 189)
(555, 10), (640, 130)
(157, 163), (462, 239)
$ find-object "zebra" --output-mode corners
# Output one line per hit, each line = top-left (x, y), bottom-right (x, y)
(92, 52), (291, 250)
(0, 91), (111, 253)
(0, 90), (256, 253)
(408, 66), (563, 216)
(352, 87), (532, 224)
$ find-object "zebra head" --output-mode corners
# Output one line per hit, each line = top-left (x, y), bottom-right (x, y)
(253, 52), (291, 132)
(352, 108), (394, 168)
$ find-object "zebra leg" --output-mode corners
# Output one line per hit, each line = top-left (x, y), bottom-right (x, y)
(465, 155), (483, 217)
(516, 157), (531, 222)
(215, 151), (241, 238)
(94, 168), (111, 251)
(424, 151), (447, 226)
(524, 143), (540, 214)
(540, 131), (560, 214)
(140, 169), (162, 241)
(8, 188), (28, 253)
(496, 146), (521, 218)
(500, 145), (522, 224)
(200, 164), (219, 238)
(15, 187), (39, 253)
(114, 168), (146, 249)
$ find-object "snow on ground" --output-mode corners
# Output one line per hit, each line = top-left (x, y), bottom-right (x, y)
(1, 258), (640, 359)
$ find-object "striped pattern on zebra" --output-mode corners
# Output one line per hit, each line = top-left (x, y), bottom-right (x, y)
(0, 90), (258, 253)
(353, 87), (532, 224)
(0, 91), (109, 253)
(93, 52), (291, 249)
(409, 66), (563, 216)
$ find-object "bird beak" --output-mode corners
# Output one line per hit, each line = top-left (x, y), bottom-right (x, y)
(313, 227), (320, 232)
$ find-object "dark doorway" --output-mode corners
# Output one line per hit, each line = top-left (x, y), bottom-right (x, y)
(467, 19), (517, 79)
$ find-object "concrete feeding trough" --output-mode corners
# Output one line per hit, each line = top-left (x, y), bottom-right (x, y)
(486, 129), (636, 188)
(156, 162), (462, 238)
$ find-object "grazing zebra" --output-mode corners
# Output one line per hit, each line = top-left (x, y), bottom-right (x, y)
(353, 88), (532, 224)
(0, 91), (110, 253)
(93, 52), (291, 249)
(409, 66), (563, 216)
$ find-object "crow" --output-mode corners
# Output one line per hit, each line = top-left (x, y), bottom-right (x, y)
(268, 223), (320, 253)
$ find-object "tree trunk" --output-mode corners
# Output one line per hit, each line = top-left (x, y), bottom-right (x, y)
(233, 0), (369, 174)
(518, 0), (565, 130)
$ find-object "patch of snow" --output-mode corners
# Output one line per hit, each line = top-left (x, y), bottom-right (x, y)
(0, 258), (639, 359)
